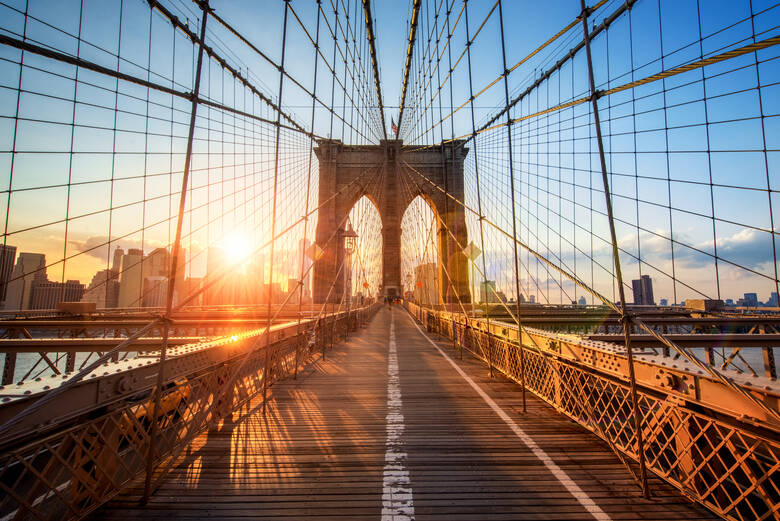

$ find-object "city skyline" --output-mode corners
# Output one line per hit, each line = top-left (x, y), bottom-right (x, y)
(0, 238), (316, 310)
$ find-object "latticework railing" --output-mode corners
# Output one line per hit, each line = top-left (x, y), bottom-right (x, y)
(0, 304), (378, 520)
(408, 302), (779, 521)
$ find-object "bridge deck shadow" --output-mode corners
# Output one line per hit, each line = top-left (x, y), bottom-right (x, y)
(95, 308), (716, 520)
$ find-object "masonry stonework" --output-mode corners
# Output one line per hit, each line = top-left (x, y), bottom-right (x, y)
(313, 139), (470, 305)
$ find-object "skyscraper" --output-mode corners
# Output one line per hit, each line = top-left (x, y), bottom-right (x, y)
(205, 247), (228, 305)
(632, 275), (655, 305)
(742, 293), (758, 307)
(31, 280), (85, 309)
(0, 244), (17, 308)
(298, 238), (312, 299)
(181, 277), (203, 307)
(5, 253), (46, 310)
(118, 249), (144, 307)
(143, 276), (168, 308)
(111, 246), (124, 274)
(81, 269), (120, 308)
(479, 280), (502, 304)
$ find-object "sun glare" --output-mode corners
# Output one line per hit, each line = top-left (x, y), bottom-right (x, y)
(222, 233), (252, 267)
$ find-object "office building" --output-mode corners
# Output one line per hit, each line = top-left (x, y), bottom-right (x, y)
(736, 293), (760, 307)
(0, 244), (17, 308)
(263, 282), (283, 304)
(298, 238), (312, 299)
(30, 280), (85, 310)
(81, 269), (119, 309)
(117, 249), (144, 307)
(143, 276), (169, 308)
(480, 280), (504, 304)
(181, 277), (203, 307)
(5, 252), (47, 310)
(632, 275), (655, 305)
(111, 246), (124, 274)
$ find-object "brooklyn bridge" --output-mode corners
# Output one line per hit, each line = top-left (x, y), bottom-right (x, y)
(0, 0), (778, 519)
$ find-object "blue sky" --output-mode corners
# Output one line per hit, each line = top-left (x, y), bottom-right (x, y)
(0, 0), (778, 306)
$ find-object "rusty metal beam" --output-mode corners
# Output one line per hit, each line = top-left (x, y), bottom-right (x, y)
(425, 306), (780, 425)
(588, 333), (780, 348)
(397, 0), (422, 136)
(362, 0), (387, 140)
(0, 306), (377, 446)
(0, 338), (202, 352)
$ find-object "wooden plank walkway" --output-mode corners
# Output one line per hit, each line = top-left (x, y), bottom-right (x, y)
(97, 307), (716, 520)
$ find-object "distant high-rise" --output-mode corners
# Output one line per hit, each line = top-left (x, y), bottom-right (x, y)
(143, 248), (169, 279)
(298, 238), (312, 299)
(742, 292), (758, 307)
(205, 247), (228, 305)
(141, 247), (184, 306)
(31, 280), (84, 310)
(5, 253), (46, 310)
(181, 277), (203, 307)
(632, 275), (655, 305)
(0, 244), (17, 307)
(143, 276), (169, 308)
(111, 246), (124, 274)
(81, 269), (119, 308)
(118, 249), (144, 307)
(767, 292), (779, 307)
(577, 295), (587, 306)
(244, 254), (264, 305)
(480, 280), (501, 304)
(660, 298), (668, 307)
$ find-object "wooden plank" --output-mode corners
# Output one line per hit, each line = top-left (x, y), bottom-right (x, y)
(95, 308), (716, 520)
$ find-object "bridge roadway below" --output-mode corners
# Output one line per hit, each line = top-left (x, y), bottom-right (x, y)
(96, 307), (715, 520)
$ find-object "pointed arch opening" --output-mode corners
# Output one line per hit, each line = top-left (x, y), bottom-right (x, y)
(401, 195), (441, 306)
(348, 195), (383, 301)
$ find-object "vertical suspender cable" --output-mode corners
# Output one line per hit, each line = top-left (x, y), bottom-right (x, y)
(143, 0), (210, 504)
(463, 0), (493, 377)
(295, 0), (322, 379)
(263, 0), (291, 415)
(578, 0), (648, 498)
(497, 0), (526, 413)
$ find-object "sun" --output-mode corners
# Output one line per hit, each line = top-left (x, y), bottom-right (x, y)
(222, 232), (252, 267)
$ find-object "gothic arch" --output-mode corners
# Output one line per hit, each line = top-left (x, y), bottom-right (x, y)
(313, 139), (471, 304)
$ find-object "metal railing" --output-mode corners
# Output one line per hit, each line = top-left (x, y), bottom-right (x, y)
(406, 302), (779, 521)
(0, 303), (379, 521)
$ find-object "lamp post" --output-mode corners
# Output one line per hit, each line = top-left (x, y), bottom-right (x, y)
(341, 223), (358, 313)
(463, 241), (482, 311)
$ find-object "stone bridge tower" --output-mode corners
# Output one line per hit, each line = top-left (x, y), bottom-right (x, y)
(313, 139), (470, 305)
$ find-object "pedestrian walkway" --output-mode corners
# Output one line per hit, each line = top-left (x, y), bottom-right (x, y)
(97, 307), (714, 520)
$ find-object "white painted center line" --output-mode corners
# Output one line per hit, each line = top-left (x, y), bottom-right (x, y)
(381, 311), (415, 521)
(406, 312), (611, 521)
